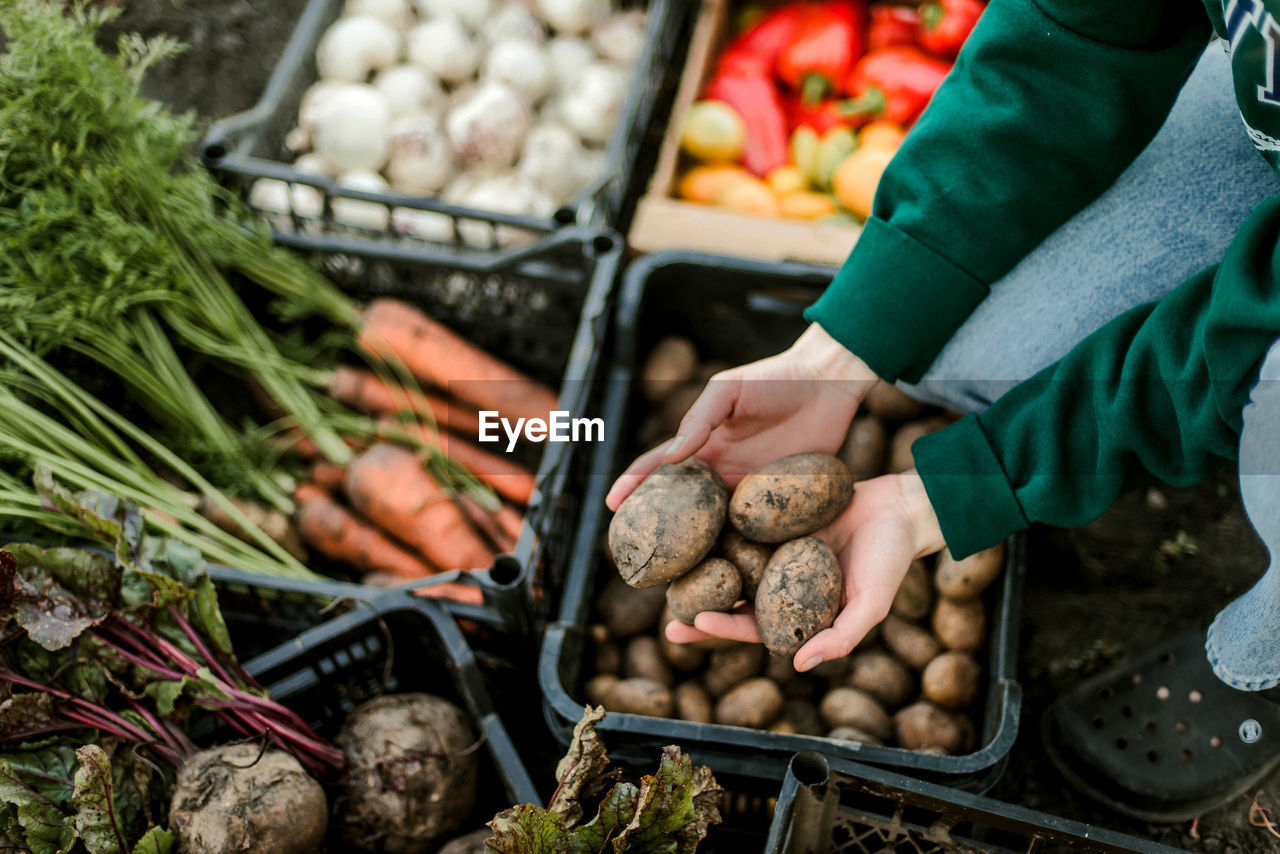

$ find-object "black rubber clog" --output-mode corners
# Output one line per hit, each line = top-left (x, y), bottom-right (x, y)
(1042, 627), (1280, 822)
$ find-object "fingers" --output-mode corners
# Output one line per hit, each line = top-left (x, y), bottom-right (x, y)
(793, 588), (893, 672)
(662, 607), (763, 645)
(605, 373), (740, 510)
(693, 609), (763, 643)
(666, 374), (740, 463)
(605, 441), (672, 510)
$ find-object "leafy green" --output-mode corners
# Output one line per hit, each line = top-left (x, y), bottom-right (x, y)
(487, 708), (723, 854)
(0, 751), (78, 854)
(130, 826), (173, 854)
(72, 746), (129, 854)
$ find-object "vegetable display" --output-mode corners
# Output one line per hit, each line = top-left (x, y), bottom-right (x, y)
(585, 335), (1007, 754)
(264, 0), (649, 245)
(674, 0), (986, 223)
(0, 1), (564, 599)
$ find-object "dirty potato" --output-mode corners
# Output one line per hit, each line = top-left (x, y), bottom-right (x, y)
(714, 677), (784, 728)
(893, 701), (966, 754)
(641, 335), (698, 403)
(887, 417), (951, 474)
(862, 382), (924, 421)
(719, 528), (774, 600)
(921, 652), (981, 708)
(881, 615), (942, 670)
(729, 453), (854, 543)
(597, 576), (667, 637)
(666, 557), (742, 624)
(585, 674), (621, 706)
(847, 650), (915, 708)
(818, 688), (892, 741)
(625, 636), (674, 688)
(603, 677), (675, 718)
(935, 544), (1005, 601)
(703, 643), (765, 697)
(826, 726), (884, 746)
(674, 680), (714, 723)
(932, 597), (986, 652)
(838, 415), (888, 481)
(755, 537), (843, 659)
(609, 459), (728, 587)
(890, 560), (932, 620)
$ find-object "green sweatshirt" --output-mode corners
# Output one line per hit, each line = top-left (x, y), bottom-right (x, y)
(805, 0), (1280, 558)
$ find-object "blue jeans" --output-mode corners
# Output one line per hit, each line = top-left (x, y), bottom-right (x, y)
(897, 43), (1280, 690)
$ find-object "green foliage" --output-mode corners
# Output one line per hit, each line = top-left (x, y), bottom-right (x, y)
(486, 708), (723, 854)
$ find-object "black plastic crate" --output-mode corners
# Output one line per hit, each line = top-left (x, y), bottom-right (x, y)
(538, 250), (1025, 790)
(766, 752), (1182, 854)
(260, 226), (622, 634)
(199, 0), (689, 249)
(238, 588), (543, 824)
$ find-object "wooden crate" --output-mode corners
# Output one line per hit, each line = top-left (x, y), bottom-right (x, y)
(628, 0), (862, 266)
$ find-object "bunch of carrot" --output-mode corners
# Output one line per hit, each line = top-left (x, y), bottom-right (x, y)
(288, 298), (558, 602)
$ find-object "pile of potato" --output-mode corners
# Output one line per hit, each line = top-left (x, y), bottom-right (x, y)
(578, 335), (1007, 755)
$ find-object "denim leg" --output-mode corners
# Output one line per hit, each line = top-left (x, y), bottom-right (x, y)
(1206, 339), (1280, 690)
(900, 42), (1280, 414)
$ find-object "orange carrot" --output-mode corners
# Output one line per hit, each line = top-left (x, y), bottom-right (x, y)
(496, 504), (525, 544)
(455, 494), (516, 554)
(308, 461), (347, 493)
(293, 484), (437, 580)
(359, 299), (559, 425)
(379, 419), (536, 506)
(344, 443), (496, 571)
(328, 365), (483, 436)
(412, 583), (486, 606)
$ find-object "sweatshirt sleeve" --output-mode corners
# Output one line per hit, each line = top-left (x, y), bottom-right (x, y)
(912, 195), (1280, 559)
(805, 0), (1211, 383)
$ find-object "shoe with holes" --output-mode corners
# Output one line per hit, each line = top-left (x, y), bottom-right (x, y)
(1042, 626), (1280, 822)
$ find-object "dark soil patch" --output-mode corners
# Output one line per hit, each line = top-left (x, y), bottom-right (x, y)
(94, 2), (1280, 850)
(96, 0), (309, 130)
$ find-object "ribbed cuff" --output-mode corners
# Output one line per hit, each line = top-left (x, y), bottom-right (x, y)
(803, 217), (988, 384)
(912, 414), (1028, 559)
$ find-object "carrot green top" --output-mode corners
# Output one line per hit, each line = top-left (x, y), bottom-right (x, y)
(805, 0), (1280, 557)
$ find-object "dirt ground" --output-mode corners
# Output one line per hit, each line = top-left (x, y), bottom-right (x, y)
(92, 2), (1280, 850)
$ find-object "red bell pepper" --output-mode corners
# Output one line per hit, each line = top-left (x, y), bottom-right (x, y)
(917, 0), (985, 58)
(868, 4), (920, 50)
(788, 96), (850, 135)
(717, 3), (806, 77)
(840, 46), (951, 126)
(705, 70), (791, 177)
(776, 0), (867, 105)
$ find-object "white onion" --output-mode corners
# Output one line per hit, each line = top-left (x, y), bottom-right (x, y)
(406, 17), (480, 84)
(386, 114), (455, 194)
(446, 82), (532, 171)
(482, 3), (548, 44)
(545, 35), (595, 94)
(482, 38), (553, 105)
(316, 16), (401, 82)
(343, 0), (415, 30)
(374, 64), (446, 119)
(412, 0), (494, 30)
(311, 84), (391, 172)
(560, 62), (628, 143)
(536, 0), (610, 34)
(333, 170), (392, 230)
(592, 9), (646, 67)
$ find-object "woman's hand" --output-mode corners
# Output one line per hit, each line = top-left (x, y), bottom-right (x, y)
(665, 470), (946, 672)
(606, 324), (878, 510)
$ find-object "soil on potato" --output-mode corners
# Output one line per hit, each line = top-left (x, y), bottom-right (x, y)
(92, 2), (1280, 850)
